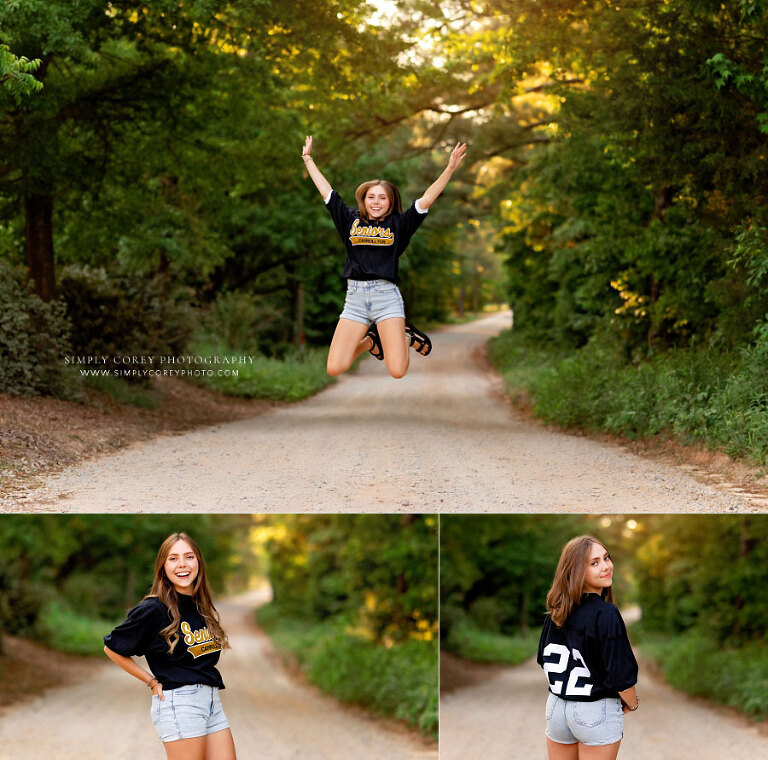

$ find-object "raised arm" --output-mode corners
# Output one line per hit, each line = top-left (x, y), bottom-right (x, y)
(302, 135), (332, 199)
(417, 141), (467, 210)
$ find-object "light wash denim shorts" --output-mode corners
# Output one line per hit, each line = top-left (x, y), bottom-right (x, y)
(339, 279), (405, 325)
(545, 693), (624, 746)
(151, 684), (229, 742)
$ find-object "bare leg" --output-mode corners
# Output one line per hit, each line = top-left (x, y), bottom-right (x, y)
(578, 741), (621, 760)
(327, 318), (372, 376)
(546, 738), (579, 760)
(161, 729), (237, 760)
(377, 317), (409, 379)
(163, 736), (205, 760)
(205, 728), (237, 760)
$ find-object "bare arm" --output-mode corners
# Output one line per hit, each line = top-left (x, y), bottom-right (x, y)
(301, 135), (332, 199)
(417, 141), (467, 210)
(104, 644), (165, 700)
(618, 684), (638, 714)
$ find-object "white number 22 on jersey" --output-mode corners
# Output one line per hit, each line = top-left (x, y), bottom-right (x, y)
(542, 643), (593, 696)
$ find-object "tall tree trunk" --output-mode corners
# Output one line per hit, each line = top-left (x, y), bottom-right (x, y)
(24, 193), (56, 301)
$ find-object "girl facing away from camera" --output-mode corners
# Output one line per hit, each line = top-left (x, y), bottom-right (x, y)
(302, 134), (467, 379)
(537, 535), (639, 760)
(104, 533), (236, 760)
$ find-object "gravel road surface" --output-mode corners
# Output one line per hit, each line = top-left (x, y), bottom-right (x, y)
(9, 311), (766, 512)
(0, 590), (435, 760)
(440, 653), (768, 760)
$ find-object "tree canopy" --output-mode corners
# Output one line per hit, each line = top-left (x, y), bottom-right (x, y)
(3, 1), (768, 395)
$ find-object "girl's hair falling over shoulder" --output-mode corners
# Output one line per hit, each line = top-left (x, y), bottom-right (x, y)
(145, 532), (230, 654)
(355, 179), (402, 221)
(546, 534), (614, 627)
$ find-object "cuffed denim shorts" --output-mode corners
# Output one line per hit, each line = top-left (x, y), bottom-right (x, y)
(339, 279), (405, 325)
(545, 693), (623, 746)
(151, 684), (229, 742)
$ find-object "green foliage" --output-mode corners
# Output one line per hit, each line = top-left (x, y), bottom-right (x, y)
(196, 291), (288, 355)
(6, 0), (768, 402)
(443, 619), (539, 665)
(440, 515), (594, 645)
(0, 43), (42, 102)
(81, 373), (158, 408)
(39, 601), (121, 656)
(58, 266), (195, 383)
(444, 0), (768, 355)
(256, 604), (438, 737)
(0, 260), (75, 395)
(0, 515), (251, 641)
(633, 516), (768, 645)
(0, 0), (478, 376)
(190, 343), (335, 402)
(637, 630), (768, 719)
(263, 515), (438, 643)
(489, 327), (768, 465)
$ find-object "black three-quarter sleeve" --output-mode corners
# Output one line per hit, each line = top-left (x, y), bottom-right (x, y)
(104, 599), (167, 657)
(597, 604), (638, 692)
(325, 190), (357, 242)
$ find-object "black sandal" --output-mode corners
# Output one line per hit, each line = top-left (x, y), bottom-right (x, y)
(405, 321), (432, 356)
(366, 324), (385, 360)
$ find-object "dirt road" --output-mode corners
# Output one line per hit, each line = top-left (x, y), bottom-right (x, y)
(0, 590), (434, 760)
(9, 311), (765, 512)
(440, 653), (768, 760)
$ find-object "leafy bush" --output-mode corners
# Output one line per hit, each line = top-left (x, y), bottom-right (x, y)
(81, 373), (158, 408)
(0, 261), (76, 396)
(197, 290), (289, 355)
(637, 630), (768, 719)
(39, 601), (118, 656)
(256, 603), (437, 737)
(58, 265), (195, 383)
(488, 326), (768, 464)
(443, 618), (539, 665)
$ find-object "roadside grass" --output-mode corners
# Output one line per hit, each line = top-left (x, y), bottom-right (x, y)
(488, 329), (768, 466)
(635, 629), (768, 720)
(39, 602), (117, 656)
(189, 343), (335, 401)
(82, 373), (159, 408)
(256, 603), (438, 738)
(442, 620), (540, 665)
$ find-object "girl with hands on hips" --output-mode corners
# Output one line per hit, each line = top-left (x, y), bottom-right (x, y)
(104, 533), (236, 760)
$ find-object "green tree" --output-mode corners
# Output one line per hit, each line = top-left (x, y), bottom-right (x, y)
(264, 514), (437, 642)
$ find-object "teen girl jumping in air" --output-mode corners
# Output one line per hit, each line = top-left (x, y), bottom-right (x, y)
(537, 535), (639, 760)
(302, 135), (467, 379)
(104, 533), (236, 760)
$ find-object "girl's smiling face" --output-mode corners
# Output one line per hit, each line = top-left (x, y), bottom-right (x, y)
(164, 539), (199, 595)
(364, 184), (391, 219)
(584, 542), (613, 594)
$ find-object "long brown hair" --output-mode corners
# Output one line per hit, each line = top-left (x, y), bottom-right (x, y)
(145, 532), (229, 653)
(545, 535), (614, 627)
(355, 179), (403, 221)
